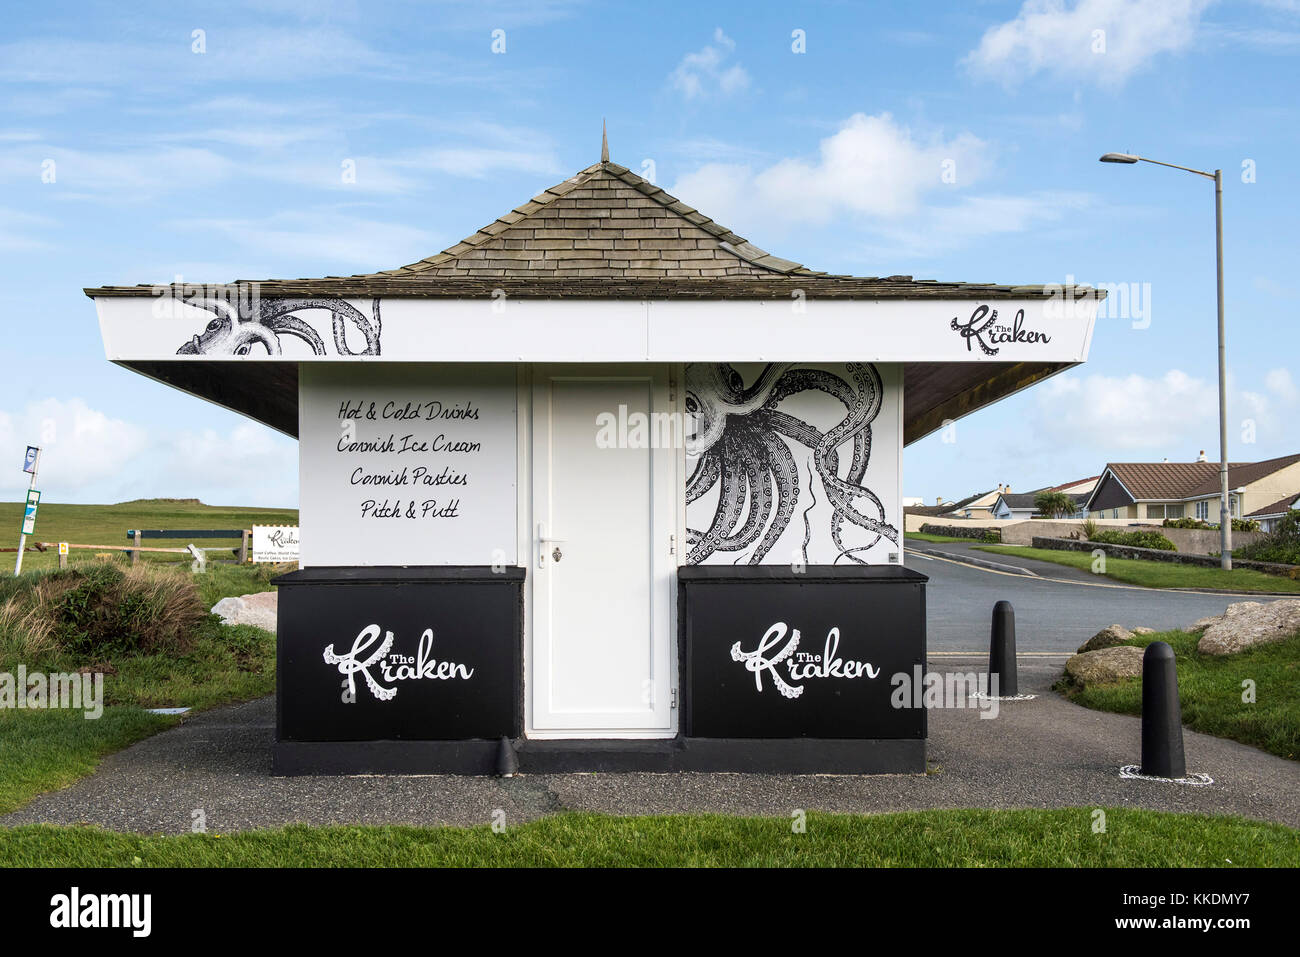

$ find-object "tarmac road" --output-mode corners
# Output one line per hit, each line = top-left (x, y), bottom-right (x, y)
(910, 542), (1289, 653)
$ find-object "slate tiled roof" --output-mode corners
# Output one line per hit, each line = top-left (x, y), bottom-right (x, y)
(85, 158), (1105, 302)
(368, 160), (815, 280)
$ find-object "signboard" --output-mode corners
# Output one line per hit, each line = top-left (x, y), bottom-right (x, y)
(297, 363), (518, 567)
(22, 446), (39, 474)
(252, 525), (300, 563)
(95, 295), (1099, 365)
(20, 490), (40, 536)
(680, 566), (927, 740)
(276, 568), (523, 742)
(58, 542), (68, 556)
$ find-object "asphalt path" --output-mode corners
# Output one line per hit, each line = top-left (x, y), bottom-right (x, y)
(6, 668), (1298, 832)
(909, 541), (1288, 654)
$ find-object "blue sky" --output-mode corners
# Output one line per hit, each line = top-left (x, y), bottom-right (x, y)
(2, 0), (1297, 507)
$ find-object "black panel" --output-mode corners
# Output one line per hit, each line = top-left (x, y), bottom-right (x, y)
(679, 566), (927, 740)
(274, 566), (523, 742)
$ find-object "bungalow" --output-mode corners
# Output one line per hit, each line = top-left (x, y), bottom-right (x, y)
(991, 489), (1089, 520)
(990, 475), (1097, 520)
(1247, 493), (1300, 533)
(87, 138), (1102, 775)
(1084, 453), (1300, 522)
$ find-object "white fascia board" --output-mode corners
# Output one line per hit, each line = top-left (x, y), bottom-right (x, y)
(95, 294), (1099, 364)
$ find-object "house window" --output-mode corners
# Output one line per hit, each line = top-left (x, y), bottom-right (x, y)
(1196, 500), (1209, 520)
(1231, 496), (1240, 517)
(1111, 508), (1119, 519)
(1166, 504), (1184, 519)
(1148, 504), (1165, 519)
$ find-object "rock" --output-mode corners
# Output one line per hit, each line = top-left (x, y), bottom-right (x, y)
(1187, 616), (1220, 632)
(1064, 646), (1145, 686)
(1076, 624), (1133, 653)
(1132, 627), (1155, 635)
(211, 591), (278, 633)
(1196, 599), (1300, 656)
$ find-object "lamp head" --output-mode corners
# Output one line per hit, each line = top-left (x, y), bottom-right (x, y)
(1099, 152), (1140, 164)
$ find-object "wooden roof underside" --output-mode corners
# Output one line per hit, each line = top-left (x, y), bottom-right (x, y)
(119, 358), (1074, 448)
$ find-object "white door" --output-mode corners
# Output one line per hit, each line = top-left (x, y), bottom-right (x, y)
(529, 365), (676, 737)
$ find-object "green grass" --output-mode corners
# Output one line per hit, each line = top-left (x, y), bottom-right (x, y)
(976, 544), (1300, 594)
(0, 558), (280, 815)
(906, 531), (979, 543)
(1059, 630), (1300, 761)
(2, 499), (297, 572)
(1, 809), (1296, 867)
(0, 615), (276, 814)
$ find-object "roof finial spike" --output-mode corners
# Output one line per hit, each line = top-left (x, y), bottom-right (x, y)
(601, 118), (609, 164)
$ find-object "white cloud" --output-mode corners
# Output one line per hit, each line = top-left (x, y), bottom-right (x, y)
(670, 28), (751, 100)
(0, 398), (296, 507)
(862, 191), (1092, 259)
(173, 209), (440, 274)
(670, 112), (992, 227)
(965, 0), (1212, 89)
(1030, 367), (1299, 455)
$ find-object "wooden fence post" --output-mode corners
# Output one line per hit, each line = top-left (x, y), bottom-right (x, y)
(132, 530), (141, 566)
(240, 530), (250, 565)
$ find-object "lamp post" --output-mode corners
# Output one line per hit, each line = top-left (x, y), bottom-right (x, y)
(1100, 152), (1231, 570)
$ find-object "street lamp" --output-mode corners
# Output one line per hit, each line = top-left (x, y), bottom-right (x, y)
(1100, 151), (1231, 570)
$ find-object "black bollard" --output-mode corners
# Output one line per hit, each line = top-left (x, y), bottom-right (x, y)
(1140, 641), (1186, 778)
(495, 736), (519, 777)
(987, 600), (1018, 696)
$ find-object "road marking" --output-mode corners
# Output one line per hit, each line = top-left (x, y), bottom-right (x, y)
(916, 549), (1292, 599)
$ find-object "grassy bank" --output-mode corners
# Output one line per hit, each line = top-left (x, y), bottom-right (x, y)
(0, 562), (278, 814)
(2, 808), (1296, 867)
(905, 532), (977, 544)
(1059, 629), (1300, 761)
(2, 499), (297, 572)
(976, 544), (1300, 594)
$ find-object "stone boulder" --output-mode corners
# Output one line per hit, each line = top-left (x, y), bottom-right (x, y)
(1196, 599), (1300, 656)
(1132, 626), (1155, 635)
(1076, 624), (1133, 654)
(1064, 646), (1145, 686)
(211, 591), (278, 633)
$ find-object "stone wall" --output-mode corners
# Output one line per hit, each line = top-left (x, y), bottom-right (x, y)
(905, 513), (1270, 554)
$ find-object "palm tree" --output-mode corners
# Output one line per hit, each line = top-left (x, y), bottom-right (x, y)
(1034, 491), (1078, 519)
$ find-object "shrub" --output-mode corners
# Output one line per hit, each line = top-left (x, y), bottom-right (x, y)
(1163, 516), (1261, 532)
(1164, 517), (1211, 530)
(919, 523), (997, 541)
(1236, 510), (1300, 566)
(1, 565), (206, 663)
(1081, 519), (1099, 541)
(981, 529), (1001, 543)
(1092, 529), (1177, 551)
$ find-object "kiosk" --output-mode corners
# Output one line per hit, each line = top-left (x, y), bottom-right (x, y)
(89, 146), (1102, 774)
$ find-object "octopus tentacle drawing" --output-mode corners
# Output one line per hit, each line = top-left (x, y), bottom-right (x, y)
(175, 296), (382, 356)
(685, 362), (898, 565)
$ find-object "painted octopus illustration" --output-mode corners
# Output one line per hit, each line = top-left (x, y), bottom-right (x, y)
(685, 362), (898, 565)
(175, 296), (382, 356)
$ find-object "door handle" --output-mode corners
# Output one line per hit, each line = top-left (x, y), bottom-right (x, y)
(538, 523), (566, 568)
